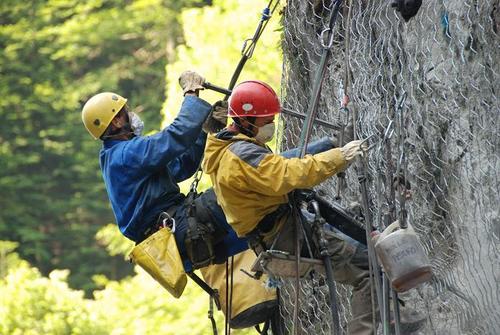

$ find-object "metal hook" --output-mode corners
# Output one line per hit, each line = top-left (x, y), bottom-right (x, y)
(383, 120), (395, 141)
(395, 92), (408, 114)
(241, 38), (253, 56)
(360, 133), (376, 146)
(320, 27), (334, 49)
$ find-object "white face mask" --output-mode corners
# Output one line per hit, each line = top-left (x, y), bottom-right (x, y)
(129, 112), (144, 136)
(254, 122), (275, 143)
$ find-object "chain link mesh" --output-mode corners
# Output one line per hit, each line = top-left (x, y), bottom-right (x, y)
(276, 1), (499, 334)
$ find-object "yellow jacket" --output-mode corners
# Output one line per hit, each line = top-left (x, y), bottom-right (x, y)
(202, 132), (348, 237)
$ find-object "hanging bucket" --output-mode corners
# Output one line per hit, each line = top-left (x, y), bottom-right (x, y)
(374, 220), (433, 292)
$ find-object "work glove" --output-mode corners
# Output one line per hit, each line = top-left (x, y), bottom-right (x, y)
(179, 70), (205, 96)
(202, 101), (228, 134)
(340, 139), (368, 164)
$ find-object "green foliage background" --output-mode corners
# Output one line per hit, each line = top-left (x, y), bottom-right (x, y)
(0, 0), (282, 334)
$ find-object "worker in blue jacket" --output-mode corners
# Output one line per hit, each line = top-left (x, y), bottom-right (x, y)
(81, 70), (339, 272)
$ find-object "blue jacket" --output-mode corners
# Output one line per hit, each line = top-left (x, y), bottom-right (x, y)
(100, 96), (212, 242)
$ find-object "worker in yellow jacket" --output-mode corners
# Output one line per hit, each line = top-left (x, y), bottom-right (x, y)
(203, 80), (425, 335)
(202, 80), (374, 334)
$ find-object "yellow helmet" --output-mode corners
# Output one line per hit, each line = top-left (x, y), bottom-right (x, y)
(82, 92), (127, 139)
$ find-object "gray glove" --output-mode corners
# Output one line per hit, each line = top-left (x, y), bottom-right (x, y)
(340, 139), (368, 163)
(178, 70), (205, 95)
(211, 100), (228, 124)
(202, 101), (228, 134)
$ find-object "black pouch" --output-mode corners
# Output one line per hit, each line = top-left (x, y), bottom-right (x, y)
(184, 191), (228, 269)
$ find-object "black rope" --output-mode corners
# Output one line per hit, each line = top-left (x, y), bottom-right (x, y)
(309, 200), (341, 335)
(209, 295), (218, 335)
(357, 158), (384, 333)
(228, 256), (234, 335)
(187, 272), (221, 310)
(225, 260), (229, 335)
(224, 0), (280, 100)
(189, 0), (281, 192)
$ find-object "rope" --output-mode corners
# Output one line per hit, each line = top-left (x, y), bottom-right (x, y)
(310, 200), (341, 335)
(338, 3), (384, 332)
(335, 0), (353, 201)
(375, 93), (409, 335)
(189, 0), (281, 193)
(224, 0), (281, 100)
(292, 198), (301, 335)
(342, 0), (353, 100)
(292, 1), (344, 333)
(298, 0), (344, 157)
(225, 260), (230, 335)
(390, 92), (409, 335)
(356, 158), (384, 331)
(224, 256), (235, 335)
(228, 256), (234, 334)
(395, 92), (408, 229)
(209, 295), (218, 335)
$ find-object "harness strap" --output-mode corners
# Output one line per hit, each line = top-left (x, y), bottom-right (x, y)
(254, 203), (290, 234)
(245, 203), (291, 252)
(209, 295), (218, 335)
(140, 204), (178, 242)
(187, 272), (221, 311)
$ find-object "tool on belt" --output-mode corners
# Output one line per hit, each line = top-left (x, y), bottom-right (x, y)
(184, 190), (230, 269)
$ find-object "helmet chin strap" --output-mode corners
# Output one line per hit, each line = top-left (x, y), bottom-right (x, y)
(101, 120), (135, 140)
(233, 118), (256, 138)
(101, 131), (135, 140)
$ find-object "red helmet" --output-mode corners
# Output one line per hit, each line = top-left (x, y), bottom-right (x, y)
(228, 80), (280, 118)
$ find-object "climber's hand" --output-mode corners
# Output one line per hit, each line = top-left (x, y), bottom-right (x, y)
(202, 101), (228, 134)
(179, 70), (205, 96)
(211, 100), (228, 124)
(341, 139), (368, 163)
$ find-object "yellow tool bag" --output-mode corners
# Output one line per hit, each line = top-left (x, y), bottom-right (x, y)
(129, 227), (187, 298)
(200, 249), (278, 329)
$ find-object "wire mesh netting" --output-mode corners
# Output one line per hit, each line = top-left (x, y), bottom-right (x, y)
(275, 0), (499, 334)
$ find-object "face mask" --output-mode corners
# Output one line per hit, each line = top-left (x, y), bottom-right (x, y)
(254, 122), (275, 143)
(129, 112), (144, 136)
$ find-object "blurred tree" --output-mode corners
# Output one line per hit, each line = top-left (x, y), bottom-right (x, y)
(0, 0), (282, 331)
(0, 243), (254, 335)
(0, 0), (207, 293)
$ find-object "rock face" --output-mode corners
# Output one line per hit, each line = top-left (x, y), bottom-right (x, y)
(279, 1), (499, 334)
